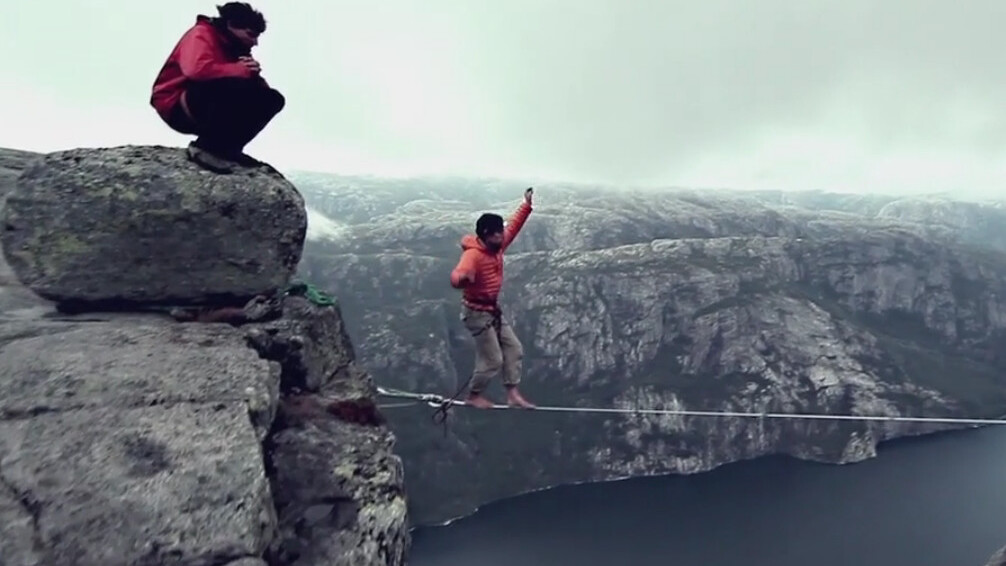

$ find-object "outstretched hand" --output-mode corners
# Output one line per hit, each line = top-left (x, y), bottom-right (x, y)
(524, 187), (533, 204)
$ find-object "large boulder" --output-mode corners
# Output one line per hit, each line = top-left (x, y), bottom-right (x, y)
(0, 145), (307, 310)
(0, 148), (49, 318)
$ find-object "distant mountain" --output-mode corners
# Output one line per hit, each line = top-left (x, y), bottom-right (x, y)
(288, 169), (1006, 525)
(5, 142), (1001, 555)
(875, 197), (1006, 253)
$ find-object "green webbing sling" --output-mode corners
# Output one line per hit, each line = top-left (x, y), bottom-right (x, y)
(283, 279), (337, 307)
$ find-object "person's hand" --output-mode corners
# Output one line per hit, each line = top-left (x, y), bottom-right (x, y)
(524, 187), (533, 204)
(454, 271), (475, 287)
(239, 56), (261, 74)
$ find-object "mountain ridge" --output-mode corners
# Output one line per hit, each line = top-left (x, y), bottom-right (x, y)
(3, 145), (1005, 559)
(289, 168), (1006, 525)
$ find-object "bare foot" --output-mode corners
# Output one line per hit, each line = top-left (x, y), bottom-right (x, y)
(506, 387), (536, 409)
(466, 393), (495, 409)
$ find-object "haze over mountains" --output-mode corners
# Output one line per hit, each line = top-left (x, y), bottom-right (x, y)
(3, 143), (1005, 564)
(290, 168), (1006, 524)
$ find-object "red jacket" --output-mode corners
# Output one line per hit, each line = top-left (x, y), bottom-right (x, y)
(150, 16), (257, 120)
(450, 200), (532, 310)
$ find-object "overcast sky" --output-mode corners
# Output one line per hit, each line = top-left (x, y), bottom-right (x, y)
(2, 1), (1005, 197)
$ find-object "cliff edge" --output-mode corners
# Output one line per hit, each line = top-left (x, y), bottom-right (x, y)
(0, 146), (408, 566)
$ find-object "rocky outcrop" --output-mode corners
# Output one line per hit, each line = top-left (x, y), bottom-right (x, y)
(291, 172), (1006, 526)
(1, 146), (307, 311)
(0, 146), (408, 565)
(249, 299), (409, 566)
(0, 298), (409, 566)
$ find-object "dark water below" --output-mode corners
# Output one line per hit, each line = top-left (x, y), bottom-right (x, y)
(409, 427), (1006, 566)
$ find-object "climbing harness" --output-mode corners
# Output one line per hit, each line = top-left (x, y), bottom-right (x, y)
(420, 304), (507, 434)
(283, 280), (337, 307)
(376, 385), (1006, 430)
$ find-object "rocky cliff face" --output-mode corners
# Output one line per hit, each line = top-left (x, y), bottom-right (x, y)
(291, 173), (1006, 526)
(0, 148), (48, 318)
(0, 147), (408, 566)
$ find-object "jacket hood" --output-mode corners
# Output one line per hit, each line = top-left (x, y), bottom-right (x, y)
(460, 234), (486, 251)
(194, 14), (249, 56)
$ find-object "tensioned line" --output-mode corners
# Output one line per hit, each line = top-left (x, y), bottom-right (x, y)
(376, 386), (1006, 426)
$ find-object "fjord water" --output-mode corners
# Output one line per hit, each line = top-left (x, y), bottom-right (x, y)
(410, 426), (1006, 566)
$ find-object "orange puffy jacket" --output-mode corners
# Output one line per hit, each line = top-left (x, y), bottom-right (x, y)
(450, 200), (532, 310)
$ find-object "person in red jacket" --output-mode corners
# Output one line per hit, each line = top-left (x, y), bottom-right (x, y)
(150, 3), (284, 174)
(450, 187), (536, 409)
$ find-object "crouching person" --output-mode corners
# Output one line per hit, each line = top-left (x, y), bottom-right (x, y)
(150, 2), (285, 173)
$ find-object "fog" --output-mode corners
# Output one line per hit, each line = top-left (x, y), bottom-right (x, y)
(2, 1), (1005, 198)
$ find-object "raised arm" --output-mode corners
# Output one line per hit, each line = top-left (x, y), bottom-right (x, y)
(177, 26), (254, 81)
(501, 188), (534, 251)
(450, 249), (479, 288)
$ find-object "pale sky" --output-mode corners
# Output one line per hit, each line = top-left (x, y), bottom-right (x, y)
(2, 1), (1006, 197)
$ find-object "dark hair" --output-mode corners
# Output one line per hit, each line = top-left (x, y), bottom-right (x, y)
(216, 2), (266, 33)
(476, 213), (504, 240)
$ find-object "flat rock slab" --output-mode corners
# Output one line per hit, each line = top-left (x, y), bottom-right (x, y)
(0, 402), (276, 566)
(0, 145), (307, 309)
(0, 317), (280, 439)
(0, 315), (284, 565)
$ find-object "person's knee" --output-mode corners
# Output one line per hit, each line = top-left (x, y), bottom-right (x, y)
(501, 329), (524, 360)
(478, 352), (503, 374)
(267, 89), (285, 113)
(505, 340), (523, 360)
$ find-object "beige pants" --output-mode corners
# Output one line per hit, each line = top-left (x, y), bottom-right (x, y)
(461, 306), (523, 393)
